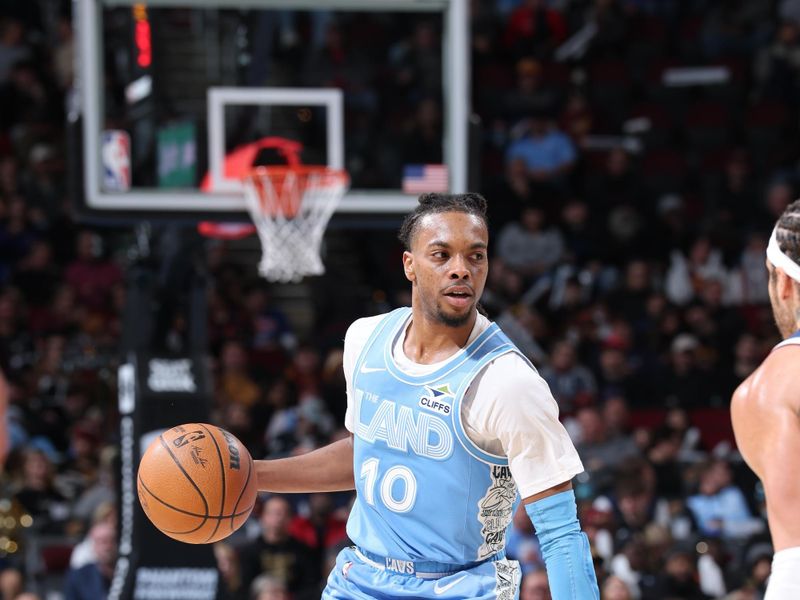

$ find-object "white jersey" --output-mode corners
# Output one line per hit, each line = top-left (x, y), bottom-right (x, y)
(344, 310), (583, 499)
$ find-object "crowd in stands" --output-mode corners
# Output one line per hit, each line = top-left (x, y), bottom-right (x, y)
(3, 1), (800, 599)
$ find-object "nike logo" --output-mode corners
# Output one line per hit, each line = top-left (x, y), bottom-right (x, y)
(433, 574), (467, 595)
(359, 364), (386, 374)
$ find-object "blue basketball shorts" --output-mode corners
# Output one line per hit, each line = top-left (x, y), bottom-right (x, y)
(322, 546), (521, 600)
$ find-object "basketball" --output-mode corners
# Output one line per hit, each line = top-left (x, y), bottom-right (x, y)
(137, 423), (257, 544)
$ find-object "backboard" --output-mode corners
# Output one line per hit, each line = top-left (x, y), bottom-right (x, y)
(74, 0), (469, 221)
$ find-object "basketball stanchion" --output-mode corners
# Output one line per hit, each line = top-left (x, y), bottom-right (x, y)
(242, 166), (349, 283)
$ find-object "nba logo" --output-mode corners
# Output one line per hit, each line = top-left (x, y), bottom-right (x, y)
(102, 130), (131, 191)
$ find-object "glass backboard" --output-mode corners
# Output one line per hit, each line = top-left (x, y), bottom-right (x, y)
(75, 0), (469, 221)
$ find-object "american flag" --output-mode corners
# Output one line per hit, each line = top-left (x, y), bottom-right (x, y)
(402, 164), (449, 194)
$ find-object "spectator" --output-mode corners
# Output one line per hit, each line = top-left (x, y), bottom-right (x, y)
(664, 237), (728, 307)
(238, 495), (318, 599)
(659, 334), (714, 408)
(559, 91), (594, 148)
(587, 0), (630, 59)
(319, 348), (347, 425)
(63, 231), (122, 314)
(640, 545), (711, 600)
(647, 194), (692, 265)
(398, 97), (443, 168)
(608, 535), (648, 599)
(12, 240), (58, 310)
(500, 58), (560, 123)
(706, 150), (758, 231)
(485, 159), (537, 231)
(595, 342), (648, 405)
(58, 424), (101, 501)
(602, 395), (633, 441)
(520, 569), (552, 600)
(52, 17), (74, 91)
(214, 542), (247, 600)
(496, 206), (564, 281)
(663, 407), (704, 464)
(739, 543), (773, 598)
(685, 460), (765, 541)
(69, 501), (116, 570)
(63, 520), (116, 600)
(0, 566), (22, 600)
(586, 148), (643, 214)
(697, 537), (728, 598)
(503, 0), (567, 60)
(575, 406), (639, 492)
(0, 19), (30, 84)
(560, 199), (603, 267)
(728, 233), (770, 306)
(756, 179), (793, 233)
(69, 445), (116, 530)
(288, 492), (348, 569)
(540, 339), (596, 413)
(0, 197), (40, 278)
(755, 19), (800, 102)
(302, 22), (375, 107)
(610, 466), (673, 550)
(730, 333), (764, 385)
(389, 21), (441, 102)
(506, 115), (577, 191)
(217, 340), (261, 410)
(646, 426), (685, 500)
(601, 574), (633, 600)
(22, 143), (64, 219)
(12, 447), (70, 534)
(263, 378), (300, 457)
(0, 59), (60, 135)
(249, 574), (290, 600)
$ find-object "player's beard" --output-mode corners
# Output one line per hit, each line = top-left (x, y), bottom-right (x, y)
(434, 299), (473, 327)
(415, 284), (475, 328)
(436, 308), (471, 327)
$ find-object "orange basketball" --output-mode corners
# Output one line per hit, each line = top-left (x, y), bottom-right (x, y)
(137, 423), (257, 544)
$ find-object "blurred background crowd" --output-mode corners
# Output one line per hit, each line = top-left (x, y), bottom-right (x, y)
(2, 0), (800, 599)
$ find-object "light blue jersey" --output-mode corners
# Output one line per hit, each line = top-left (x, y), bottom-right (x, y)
(346, 308), (525, 566)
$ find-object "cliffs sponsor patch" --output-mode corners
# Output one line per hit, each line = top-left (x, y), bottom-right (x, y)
(419, 383), (454, 416)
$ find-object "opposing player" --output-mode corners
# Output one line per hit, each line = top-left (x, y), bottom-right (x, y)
(255, 193), (599, 599)
(732, 200), (800, 599)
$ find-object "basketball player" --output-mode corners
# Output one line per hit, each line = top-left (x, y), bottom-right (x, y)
(732, 199), (800, 599)
(255, 193), (599, 599)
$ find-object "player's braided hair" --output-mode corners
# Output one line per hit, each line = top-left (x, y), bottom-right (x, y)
(775, 199), (800, 264)
(397, 193), (489, 250)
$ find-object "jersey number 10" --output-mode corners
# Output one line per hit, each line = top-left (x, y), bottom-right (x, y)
(360, 457), (418, 513)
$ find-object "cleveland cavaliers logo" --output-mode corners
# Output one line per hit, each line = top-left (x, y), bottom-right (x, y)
(477, 466), (517, 559)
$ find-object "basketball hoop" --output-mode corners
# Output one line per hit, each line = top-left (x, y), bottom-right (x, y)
(243, 166), (349, 282)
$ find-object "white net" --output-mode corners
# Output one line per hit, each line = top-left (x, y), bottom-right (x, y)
(242, 167), (348, 282)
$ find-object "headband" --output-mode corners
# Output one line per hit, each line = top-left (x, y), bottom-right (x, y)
(767, 226), (800, 283)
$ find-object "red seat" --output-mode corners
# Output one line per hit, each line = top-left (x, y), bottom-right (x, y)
(40, 544), (75, 573)
(690, 407), (735, 450)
